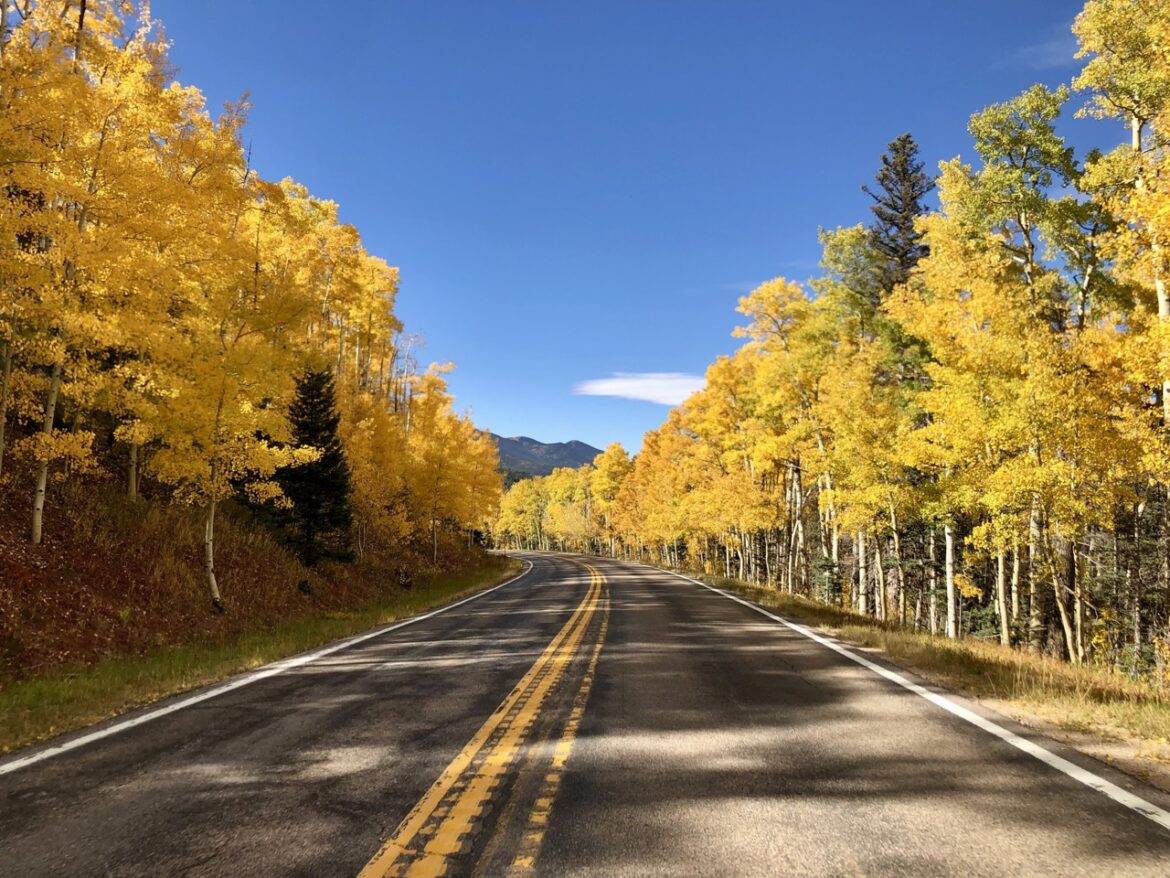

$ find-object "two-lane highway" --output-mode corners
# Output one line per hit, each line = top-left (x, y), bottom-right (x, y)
(2, 553), (1170, 876)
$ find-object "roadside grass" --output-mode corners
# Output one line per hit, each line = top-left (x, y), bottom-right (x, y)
(698, 575), (1170, 749)
(0, 556), (521, 753)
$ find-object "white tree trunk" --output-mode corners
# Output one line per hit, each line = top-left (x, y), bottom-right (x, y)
(889, 506), (906, 624)
(944, 523), (957, 639)
(928, 527), (938, 636)
(205, 498), (223, 611)
(31, 361), (62, 545)
(1130, 115), (1170, 426)
(856, 529), (868, 616)
(1028, 499), (1043, 649)
(1010, 541), (1020, 628)
(996, 549), (1010, 646)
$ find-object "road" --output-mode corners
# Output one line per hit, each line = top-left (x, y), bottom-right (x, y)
(2, 553), (1170, 876)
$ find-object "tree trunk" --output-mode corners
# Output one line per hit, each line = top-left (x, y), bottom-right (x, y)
(857, 529), (868, 616)
(928, 527), (938, 636)
(737, 529), (746, 581)
(1071, 538), (1085, 664)
(1010, 541), (1021, 636)
(1048, 536), (1078, 664)
(205, 498), (224, 611)
(31, 361), (62, 545)
(1133, 501), (1145, 649)
(1028, 499), (1044, 650)
(889, 505), (906, 624)
(127, 442), (139, 501)
(792, 466), (805, 593)
(944, 522), (957, 639)
(996, 549), (1010, 647)
(874, 536), (886, 622)
(0, 339), (11, 477)
(1131, 116), (1170, 427)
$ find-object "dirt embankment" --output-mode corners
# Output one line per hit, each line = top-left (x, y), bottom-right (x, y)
(0, 470), (464, 686)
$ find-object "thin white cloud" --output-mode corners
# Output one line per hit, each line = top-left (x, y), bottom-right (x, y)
(573, 372), (705, 406)
(719, 280), (762, 294)
(998, 26), (1078, 71)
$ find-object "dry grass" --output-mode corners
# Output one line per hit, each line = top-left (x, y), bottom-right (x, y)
(703, 576), (1170, 748)
(0, 557), (520, 753)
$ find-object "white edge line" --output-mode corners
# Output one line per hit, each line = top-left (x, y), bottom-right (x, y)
(0, 560), (535, 777)
(664, 567), (1170, 834)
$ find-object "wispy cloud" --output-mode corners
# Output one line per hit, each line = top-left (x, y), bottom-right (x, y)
(719, 281), (760, 294)
(573, 372), (705, 406)
(997, 25), (1078, 71)
(720, 266), (817, 295)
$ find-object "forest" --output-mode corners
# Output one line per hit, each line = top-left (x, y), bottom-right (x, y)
(495, 0), (1170, 676)
(0, 0), (502, 618)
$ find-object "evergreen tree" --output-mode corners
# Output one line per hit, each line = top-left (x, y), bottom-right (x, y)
(280, 369), (355, 566)
(862, 133), (935, 292)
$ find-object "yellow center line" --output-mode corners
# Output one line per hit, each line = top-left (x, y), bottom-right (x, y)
(357, 564), (603, 878)
(509, 576), (610, 873)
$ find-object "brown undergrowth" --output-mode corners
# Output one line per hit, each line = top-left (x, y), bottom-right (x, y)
(0, 468), (516, 750)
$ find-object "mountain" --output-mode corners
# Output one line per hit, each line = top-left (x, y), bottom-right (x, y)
(491, 434), (602, 482)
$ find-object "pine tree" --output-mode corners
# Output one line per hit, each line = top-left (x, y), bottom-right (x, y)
(862, 133), (935, 292)
(280, 369), (355, 566)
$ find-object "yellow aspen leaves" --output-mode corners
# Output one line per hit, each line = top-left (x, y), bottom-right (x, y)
(0, 2), (501, 600)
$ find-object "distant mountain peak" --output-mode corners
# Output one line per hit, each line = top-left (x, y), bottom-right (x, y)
(490, 433), (601, 479)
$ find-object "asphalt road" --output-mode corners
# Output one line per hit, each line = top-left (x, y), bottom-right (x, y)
(3, 552), (1170, 876)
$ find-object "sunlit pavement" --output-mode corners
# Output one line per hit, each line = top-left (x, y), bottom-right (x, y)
(2, 553), (1169, 876)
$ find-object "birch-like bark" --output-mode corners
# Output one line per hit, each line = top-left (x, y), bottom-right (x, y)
(0, 339), (11, 477)
(928, 527), (938, 636)
(1010, 540), (1021, 631)
(944, 522), (957, 639)
(889, 505), (906, 625)
(1071, 539), (1085, 664)
(1133, 501), (1145, 648)
(874, 537), (886, 622)
(31, 361), (62, 545)
(792, 465), (805, 593)
(205, 496), (223, 610)
(738, 527), (746, 581)
(1048, 537), (1078, 663)
(1028, 499), (1044, 650)
(1131, 116), (1170, 426)
(857, 529), (868, 616)
(996, 549), (1010, 646)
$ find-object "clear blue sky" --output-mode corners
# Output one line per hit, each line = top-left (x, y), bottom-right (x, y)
(153, 0), (1111, 454)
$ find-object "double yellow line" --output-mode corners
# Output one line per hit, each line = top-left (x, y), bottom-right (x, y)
(358, 563), (606, 878)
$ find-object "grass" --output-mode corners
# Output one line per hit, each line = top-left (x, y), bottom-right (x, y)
(0, 556), (522, 753)
(699, 575), (1170, 750)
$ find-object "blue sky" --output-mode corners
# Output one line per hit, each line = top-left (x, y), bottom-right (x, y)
(153, 0), (1113, 454)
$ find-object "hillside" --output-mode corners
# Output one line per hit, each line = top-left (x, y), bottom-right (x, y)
(0, 473), (499, 687)
(491, 434), (601, 480)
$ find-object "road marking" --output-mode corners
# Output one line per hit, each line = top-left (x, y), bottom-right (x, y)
(357, 565), (605, 877)
(665, 567), (1170, 835)
(509, 581), (609, 875)
(0, 561), (534, 777)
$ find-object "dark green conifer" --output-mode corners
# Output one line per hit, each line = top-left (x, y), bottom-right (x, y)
(280, 369), (354, 566)
(862, 133), (935, 292)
